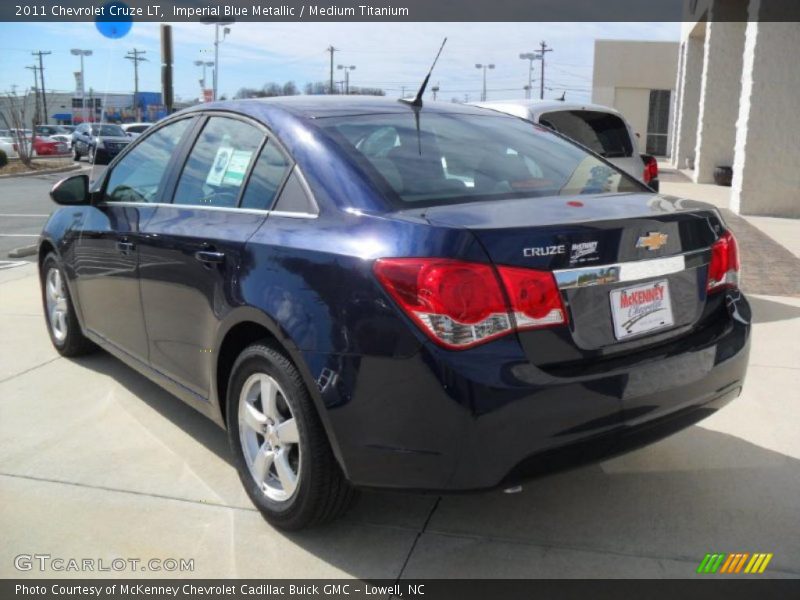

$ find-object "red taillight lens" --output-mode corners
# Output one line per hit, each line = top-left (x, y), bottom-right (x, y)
(374, 258), (566, 349)
(642, 156), (658, 184)
(497, 266), (568, 330)
(707, 231), (740, 291)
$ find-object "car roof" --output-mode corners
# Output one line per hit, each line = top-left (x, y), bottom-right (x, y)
(473, 99), (624, 119)
(186, 95), (500, 120)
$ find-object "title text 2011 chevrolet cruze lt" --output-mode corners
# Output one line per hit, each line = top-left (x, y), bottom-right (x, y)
(39, 97), (750, 529)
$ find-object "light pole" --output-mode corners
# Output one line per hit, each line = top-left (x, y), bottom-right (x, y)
(475, 63), (494, 102)
(519, 52), (538, 100)
(201, 19), (233, 101)
(194, 60), (214, 100)
(337, 65), (356, 94)
(71, 49), (92, 123)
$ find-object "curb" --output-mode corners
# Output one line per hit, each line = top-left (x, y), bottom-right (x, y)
(8, 244), (38, 259)
(0, 163), (82, 180)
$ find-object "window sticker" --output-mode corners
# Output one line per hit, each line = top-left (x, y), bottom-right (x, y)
(206, 146), (233, 186)
(221, 150), (254, 186)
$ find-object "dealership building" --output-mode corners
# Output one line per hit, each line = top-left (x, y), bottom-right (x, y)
(670, 0), (800, 217)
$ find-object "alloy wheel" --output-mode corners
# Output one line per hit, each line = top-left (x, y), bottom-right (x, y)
(45, 267), (68, 343)
(238, 372), (301, 503)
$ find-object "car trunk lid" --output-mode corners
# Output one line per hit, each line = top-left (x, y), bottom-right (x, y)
(394, 192), (723, 358)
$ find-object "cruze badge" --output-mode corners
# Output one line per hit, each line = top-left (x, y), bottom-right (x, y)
(523, 244), (565, 257)
(636, 232), (668, 251)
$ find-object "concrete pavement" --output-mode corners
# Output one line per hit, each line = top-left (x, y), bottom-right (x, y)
(1, 181), (799, 578)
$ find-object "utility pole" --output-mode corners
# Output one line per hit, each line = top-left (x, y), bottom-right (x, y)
(326, 46), (337, 94)
(337, 65), (356, 95)
(475, 63), (495, 102)
(26, 65), (41, 124)
(432, 82), (439, 101)
(32, 50), (51, 124)
(125, 48), (148, 120)
(519, 52), (538, 100)
(538, 41), (553, 100)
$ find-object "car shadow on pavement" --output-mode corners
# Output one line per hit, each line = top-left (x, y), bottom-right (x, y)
(68, 351), (800, 578)
(748, 295), (800, 324)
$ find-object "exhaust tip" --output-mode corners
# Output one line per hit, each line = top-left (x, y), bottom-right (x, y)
(503, 485), (523, 494)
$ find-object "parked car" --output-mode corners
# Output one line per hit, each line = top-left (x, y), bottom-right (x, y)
(71, 122), (131, 164)
(0, 136), (19, 159)
(31, 136), (69, 156)
(474, 100), (659, 191)
(40, 97), (750, 529)
(49, 133), (73, 146)
(121, 122), (152, 138)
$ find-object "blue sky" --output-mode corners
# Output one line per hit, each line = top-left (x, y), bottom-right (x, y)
(0, 21), (680, 103)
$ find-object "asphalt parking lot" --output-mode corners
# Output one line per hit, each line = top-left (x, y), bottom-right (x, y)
(1, 174), (799, 579)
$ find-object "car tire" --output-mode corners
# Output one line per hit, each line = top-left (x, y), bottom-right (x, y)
(72, 144), (80, 161)
(226, 342), (356, 530)
(40, 253), (96, 357)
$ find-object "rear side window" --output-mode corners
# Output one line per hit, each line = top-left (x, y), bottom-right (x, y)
(173, 117), (263, 208)
(239, 141), (291, 210)
(538, 110), (633, 158)
(272, 171), (316, 214)
(105, 118), (192, 203)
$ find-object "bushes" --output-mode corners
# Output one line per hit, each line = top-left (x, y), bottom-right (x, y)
(0, 149), (7, 169)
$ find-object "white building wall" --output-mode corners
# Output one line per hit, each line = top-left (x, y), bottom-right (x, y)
(732, 19), (800, 216)
(693, 15), (747, 183)
(673, 30), (705, 169)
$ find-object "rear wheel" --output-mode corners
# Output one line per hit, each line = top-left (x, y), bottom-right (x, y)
(226, 342), (356, 530)
(40, 253), (95, 356)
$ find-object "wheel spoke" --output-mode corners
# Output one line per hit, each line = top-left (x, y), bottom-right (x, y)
(250, 444), (274, 484)
(274, 448), (297, 495)
(56, 311), (67, 333)
(242, 402), (267, 433)
(276, 418), (299, 445)
(260, 376), (279, 420)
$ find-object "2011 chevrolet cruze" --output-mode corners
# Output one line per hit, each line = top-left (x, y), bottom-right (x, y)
(39, 97), (750, 529)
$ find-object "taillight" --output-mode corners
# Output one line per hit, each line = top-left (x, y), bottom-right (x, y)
(497, 266), (568, 330)
(642, 155), (658, 184)
(707, 231), (740, 291)
(374, 258), (566, 350)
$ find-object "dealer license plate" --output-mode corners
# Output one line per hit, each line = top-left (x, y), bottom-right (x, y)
(609, 279), (674, 340)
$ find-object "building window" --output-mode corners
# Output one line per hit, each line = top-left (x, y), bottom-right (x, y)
(646, 89), (671, 156)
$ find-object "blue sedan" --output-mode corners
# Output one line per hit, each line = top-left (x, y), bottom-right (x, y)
(39, 97), (750, 529)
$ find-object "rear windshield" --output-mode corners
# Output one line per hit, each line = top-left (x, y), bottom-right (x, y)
(319, 112), (642, 207)
(538, 110), (633, 158)
(91, 124), (125, 137)
(126, 125), (150, 133)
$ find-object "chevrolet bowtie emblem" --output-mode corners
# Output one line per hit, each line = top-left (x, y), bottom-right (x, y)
(636, 232), (668, 251)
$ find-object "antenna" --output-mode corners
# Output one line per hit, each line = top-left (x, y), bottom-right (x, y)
(400, 37), (447, 108)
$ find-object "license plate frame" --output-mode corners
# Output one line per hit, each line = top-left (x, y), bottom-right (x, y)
(609, 279), (674, 340)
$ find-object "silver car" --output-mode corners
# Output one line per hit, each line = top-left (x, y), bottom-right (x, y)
(473, 100), (652, 187)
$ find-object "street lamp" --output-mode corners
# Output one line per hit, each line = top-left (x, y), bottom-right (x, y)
(194, 60), (214, 100)
(70, 49), (92, 123)
(475, 63), (494, 102)
(201, 18), (233, 101)
(519, 52), (539, 100)
(337, 65), (356, 95)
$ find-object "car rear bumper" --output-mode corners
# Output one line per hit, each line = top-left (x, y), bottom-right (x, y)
(318, 291), (751, 492)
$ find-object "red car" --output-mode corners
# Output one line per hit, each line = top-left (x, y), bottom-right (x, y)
(30, 136), (69, 156)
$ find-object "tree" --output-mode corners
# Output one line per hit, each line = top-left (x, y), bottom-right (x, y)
(282, 81), (299, 96)
(3, 91), (34, 167)
(304, 81), (328, 95)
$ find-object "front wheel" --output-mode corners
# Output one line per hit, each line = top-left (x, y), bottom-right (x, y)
(40, 253), (96, 356)
(226, 343), (356, 530)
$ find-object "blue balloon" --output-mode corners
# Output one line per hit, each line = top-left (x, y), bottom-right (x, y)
(95, 2), (133, 39)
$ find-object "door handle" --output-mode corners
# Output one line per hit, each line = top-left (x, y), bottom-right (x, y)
(116, 240), (135, 254)
(194, 250), (225, 264)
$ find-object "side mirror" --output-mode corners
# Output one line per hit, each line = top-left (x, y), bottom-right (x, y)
(50, 174), (90, 205)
